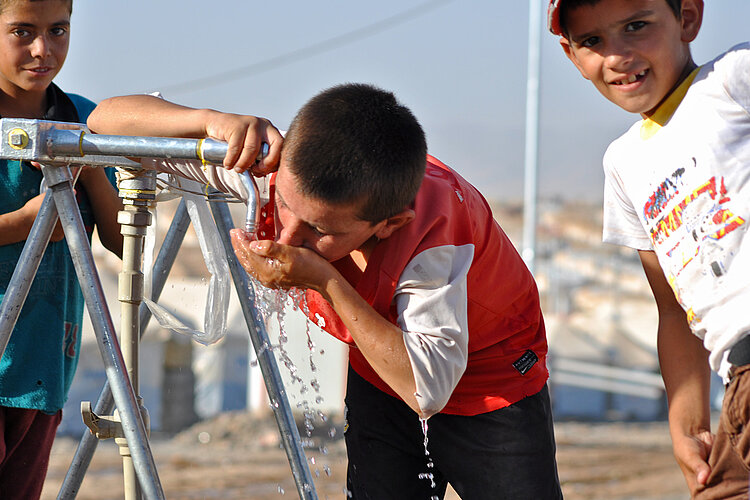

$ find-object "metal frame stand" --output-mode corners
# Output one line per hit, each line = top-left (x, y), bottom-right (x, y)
(0, 162), (164, 500)
(59, 199), (191, 499)
(0, 119), (318, 499)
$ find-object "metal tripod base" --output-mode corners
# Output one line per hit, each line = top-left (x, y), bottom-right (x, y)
(0, 163), (165, 499)
(56, 198), (318, 499)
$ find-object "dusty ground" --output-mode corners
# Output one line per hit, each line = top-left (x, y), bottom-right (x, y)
(40, 412), (691, 500)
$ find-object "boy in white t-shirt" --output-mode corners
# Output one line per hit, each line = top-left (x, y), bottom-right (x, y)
(548, 0), (750, 498)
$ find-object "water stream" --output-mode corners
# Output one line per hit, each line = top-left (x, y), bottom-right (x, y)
(419, 418), (440, 499)
(247, 277), (337, 495)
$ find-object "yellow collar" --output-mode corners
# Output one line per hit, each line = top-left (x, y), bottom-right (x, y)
(640, 67), (700, 140)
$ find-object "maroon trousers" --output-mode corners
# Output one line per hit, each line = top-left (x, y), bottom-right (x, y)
(0, 406), (61, 500)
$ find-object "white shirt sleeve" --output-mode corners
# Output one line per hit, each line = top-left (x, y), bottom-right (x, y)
(602, 147), (653, 250)
(722, 42), (750, 113)
(394, 244), (474, 419)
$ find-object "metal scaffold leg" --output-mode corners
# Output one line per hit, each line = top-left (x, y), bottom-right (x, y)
(39, 162), (165, 500)
(0, 192), (59, 359)
(59, 199), (191, 499)
(211, 199), (318, 500)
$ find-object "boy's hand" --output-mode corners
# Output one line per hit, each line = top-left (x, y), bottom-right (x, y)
(672, 429), (713, 492)
(230, 229), (331, 293)
(204, 112), (283, 175)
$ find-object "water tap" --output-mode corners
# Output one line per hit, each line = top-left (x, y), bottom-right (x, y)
(239, 142), (270, 235)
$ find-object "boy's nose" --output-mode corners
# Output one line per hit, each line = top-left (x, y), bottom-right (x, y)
(276, 223), (304, 247)
(30, 35), (52, 58)
(604, 38), (634, 70)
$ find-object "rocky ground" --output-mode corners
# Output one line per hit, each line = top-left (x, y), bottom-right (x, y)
(41, 412), (691, 500)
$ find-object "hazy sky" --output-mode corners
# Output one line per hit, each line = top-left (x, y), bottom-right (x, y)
(57, 0), (750, 202)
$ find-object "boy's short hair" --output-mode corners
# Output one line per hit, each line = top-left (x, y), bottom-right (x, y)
(0, 0), (73, 14)
(551, 0), (681, 36)
(282, 83), (427, 224)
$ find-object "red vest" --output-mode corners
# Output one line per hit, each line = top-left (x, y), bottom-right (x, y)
(259, 156), (549, 416)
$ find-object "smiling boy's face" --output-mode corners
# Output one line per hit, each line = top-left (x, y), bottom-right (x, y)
(0, 0), (70, 99)
(559, 0), (703, 117)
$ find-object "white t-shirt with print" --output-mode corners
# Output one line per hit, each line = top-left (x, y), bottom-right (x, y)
(602, 42), (750, 381)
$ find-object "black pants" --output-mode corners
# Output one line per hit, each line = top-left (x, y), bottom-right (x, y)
(344, 367), (562, 499)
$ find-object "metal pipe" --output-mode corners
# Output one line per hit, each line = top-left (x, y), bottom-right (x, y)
(48, 129), (229, 164)
(58, 200), (190, 500)
(116, 168), (156, 500)
(210, 199), (318, 500)
(240, 171), (260, 234)
(0, 191), (58, 360)
(522, 0), (542, 275)
(1, 118), (268, 171)
(238, 142), (268, 233)
(119, 211), (147, 391)
(41, 163), (165, 500)
(48, 129), (269, 166)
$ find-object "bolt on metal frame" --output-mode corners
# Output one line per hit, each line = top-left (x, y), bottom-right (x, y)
(0, 118), (318, 500)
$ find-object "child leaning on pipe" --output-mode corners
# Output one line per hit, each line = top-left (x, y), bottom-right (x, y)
(0, 0), (122, 497)
(548, 0), (750, 497)
(88, 83), (563, 499)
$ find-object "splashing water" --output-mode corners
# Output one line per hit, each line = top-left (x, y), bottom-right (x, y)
(246, 277), (338, 487)
(420, 418), (438, 492)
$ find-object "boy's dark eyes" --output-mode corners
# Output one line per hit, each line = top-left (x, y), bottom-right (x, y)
(10, 26), (68, 38)
(581, 36), (600, 48)
(578, 20), (646, 48)
(625, 21), (648, 32)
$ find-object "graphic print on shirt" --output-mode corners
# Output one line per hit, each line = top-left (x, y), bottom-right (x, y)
(643, 157), (746, 280)
(64, 321), (79, 358)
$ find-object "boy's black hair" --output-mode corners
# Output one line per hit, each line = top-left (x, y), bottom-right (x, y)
(282, 83), (427, 224)
(0, 0), (73, 14)
(559, 0), (681, 37)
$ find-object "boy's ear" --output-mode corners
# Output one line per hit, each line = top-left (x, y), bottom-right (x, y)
(560, 38), (590, 81)
(373, 208), (415, 240)
(680, 0), (703, 43)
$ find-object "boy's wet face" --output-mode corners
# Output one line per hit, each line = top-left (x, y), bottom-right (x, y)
(273, 160), (385, 263)
(0, 0), (70, 97)
(560, 0), (700, 116)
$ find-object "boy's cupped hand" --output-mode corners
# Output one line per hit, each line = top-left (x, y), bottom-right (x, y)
(230, 229), (331, 294)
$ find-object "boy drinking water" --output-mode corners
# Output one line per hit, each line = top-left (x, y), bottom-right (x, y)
(549, 0), (749, 497)
(88, 84), (563, 499)
(0, 0), (122, 497)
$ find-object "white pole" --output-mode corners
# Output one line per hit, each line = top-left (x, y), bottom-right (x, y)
(522, 0), (542, 275)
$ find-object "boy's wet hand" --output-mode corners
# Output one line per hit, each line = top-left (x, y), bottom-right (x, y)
(204, 112), (282, 174)
(230, 229), (330, 291)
